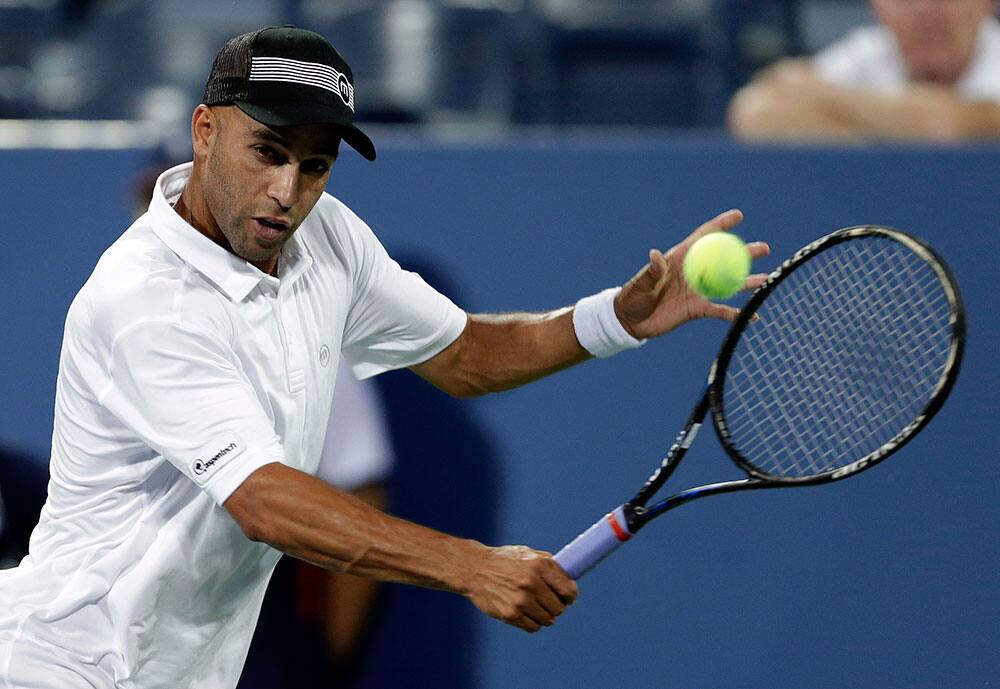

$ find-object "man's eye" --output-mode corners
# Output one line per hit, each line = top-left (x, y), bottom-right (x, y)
(253, 145), (280, 162)
(304, 161), (330, 175)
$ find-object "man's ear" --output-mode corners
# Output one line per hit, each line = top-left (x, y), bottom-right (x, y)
(191, 105), (218, 158)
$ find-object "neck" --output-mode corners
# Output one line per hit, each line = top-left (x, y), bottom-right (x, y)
(173, 172), (279, 276)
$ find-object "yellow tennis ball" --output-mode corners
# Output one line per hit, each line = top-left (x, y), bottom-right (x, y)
(682, 232), (751, 299)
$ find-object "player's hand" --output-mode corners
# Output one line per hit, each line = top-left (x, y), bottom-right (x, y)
(614, 209), (770, 339)
(464, 544), (578, 633)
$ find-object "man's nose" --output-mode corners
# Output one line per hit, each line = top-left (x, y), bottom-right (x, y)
(268, 166), (299, 210)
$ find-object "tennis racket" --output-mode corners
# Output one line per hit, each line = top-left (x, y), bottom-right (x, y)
(554, 225), (965, 579)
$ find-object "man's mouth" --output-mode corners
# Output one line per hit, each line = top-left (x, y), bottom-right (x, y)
(253, 217), (291, 241)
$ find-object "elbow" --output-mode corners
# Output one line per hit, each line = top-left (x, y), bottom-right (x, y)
(452, 383), (490, 399)
(435, 370), (492, 399)
(440, 344), (504, 398)
(227, 495), (270, 544)
(236, 509), (269, 543)
(224, 465), (280, 544)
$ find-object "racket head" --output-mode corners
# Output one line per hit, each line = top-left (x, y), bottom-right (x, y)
(708, 226), (965, 485)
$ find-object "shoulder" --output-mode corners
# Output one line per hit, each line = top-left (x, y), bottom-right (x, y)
(302, 192), (379, 248)
(298, 192), (386, 273)
(70, 220), (233, 351)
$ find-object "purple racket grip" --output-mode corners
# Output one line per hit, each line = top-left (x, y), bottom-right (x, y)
(553, 505), (633, 579)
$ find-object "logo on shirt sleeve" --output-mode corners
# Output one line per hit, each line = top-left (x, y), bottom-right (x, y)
(190, 432), (245, 485)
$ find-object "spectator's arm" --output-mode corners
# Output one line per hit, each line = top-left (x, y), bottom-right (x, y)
(727, 59), (1000, 142)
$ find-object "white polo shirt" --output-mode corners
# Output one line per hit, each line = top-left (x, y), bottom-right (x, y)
(814, 17), (1000, 102)
(0, 163), (467, 689)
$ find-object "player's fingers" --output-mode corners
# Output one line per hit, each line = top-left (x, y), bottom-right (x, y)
(513, 615), (542, 633)
(647, 248), (667, 280)
(533, 583), (567, 620)
(747, 241), (770, 259)
(703, 303), (742, 323)
(520, 595), (558, 628)
(541, 559), (579, 605)
(523, 564), (570, 621)
(622, 248), (668, 297)
(743, 272), (769, 290)
(685, 208), (744, 245)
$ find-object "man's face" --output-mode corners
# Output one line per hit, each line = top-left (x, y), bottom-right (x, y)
(193, 105), (339, 271)
(872, 0), (994, 84)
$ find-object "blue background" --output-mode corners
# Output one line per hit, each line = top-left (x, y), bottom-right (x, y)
(2, 137), (998, 688)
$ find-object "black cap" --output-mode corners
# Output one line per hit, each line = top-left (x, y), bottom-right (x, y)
(203, 26), (376, 161)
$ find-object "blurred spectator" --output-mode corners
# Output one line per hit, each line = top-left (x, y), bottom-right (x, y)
(727, 0), (1000, 142)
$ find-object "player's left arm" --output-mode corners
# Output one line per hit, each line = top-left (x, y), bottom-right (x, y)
(411, 210), (769, 397)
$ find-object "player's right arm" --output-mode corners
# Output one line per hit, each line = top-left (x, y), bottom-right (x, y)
(224, 462), (577, 632)
(94, 300), (574, 633)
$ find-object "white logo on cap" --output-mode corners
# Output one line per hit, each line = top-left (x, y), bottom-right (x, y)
(337, 75), (352, 108)
(249, 56), (355, 112)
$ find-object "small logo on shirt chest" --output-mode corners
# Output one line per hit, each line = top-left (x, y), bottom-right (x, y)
(319, 344), (331, 367)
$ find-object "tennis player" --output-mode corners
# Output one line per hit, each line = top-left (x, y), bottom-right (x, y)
(0, 26), (767, 689)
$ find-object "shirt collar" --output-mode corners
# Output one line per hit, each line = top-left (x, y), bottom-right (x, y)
(148, 162), (313, 302)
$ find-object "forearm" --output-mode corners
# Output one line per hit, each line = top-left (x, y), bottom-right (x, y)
(413, 307), (591, 397)
(226, 463), (481, 592)
(416, 214), (766, 398)
(225, 462), (579, 633)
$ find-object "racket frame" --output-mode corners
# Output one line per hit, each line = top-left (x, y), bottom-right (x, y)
(556, 225), (965, 577)
(629, 227), (964, 531)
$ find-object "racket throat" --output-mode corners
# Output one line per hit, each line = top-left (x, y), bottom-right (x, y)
(621, 502), (646, 534)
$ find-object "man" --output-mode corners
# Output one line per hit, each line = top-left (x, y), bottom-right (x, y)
(134, 158), (393, 684)
(727, 0), (1000, 141)
(0, 26), (768, 689)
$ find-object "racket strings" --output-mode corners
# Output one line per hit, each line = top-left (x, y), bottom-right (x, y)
(722, 236), (954, 479)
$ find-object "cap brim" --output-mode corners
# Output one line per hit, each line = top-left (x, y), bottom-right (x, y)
(234, 100), (376, 161)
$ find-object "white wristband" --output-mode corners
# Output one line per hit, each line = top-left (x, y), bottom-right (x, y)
(572, 287), (646, 358)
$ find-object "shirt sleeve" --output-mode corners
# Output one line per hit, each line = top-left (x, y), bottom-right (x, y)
(98, 318), (286, 505)
(316, 361), (394, 490)
(340, 218), (467, 379)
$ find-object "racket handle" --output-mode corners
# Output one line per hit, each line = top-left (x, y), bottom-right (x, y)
(554, 505), (633, 579)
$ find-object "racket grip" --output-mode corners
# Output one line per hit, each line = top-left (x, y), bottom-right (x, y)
(553, 505), (633, 579)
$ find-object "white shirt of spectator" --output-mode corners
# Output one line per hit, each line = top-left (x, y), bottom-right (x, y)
(815, 16), (1000, 102)
(0, 163), (466, 689)
(319, 361), (394, 491)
